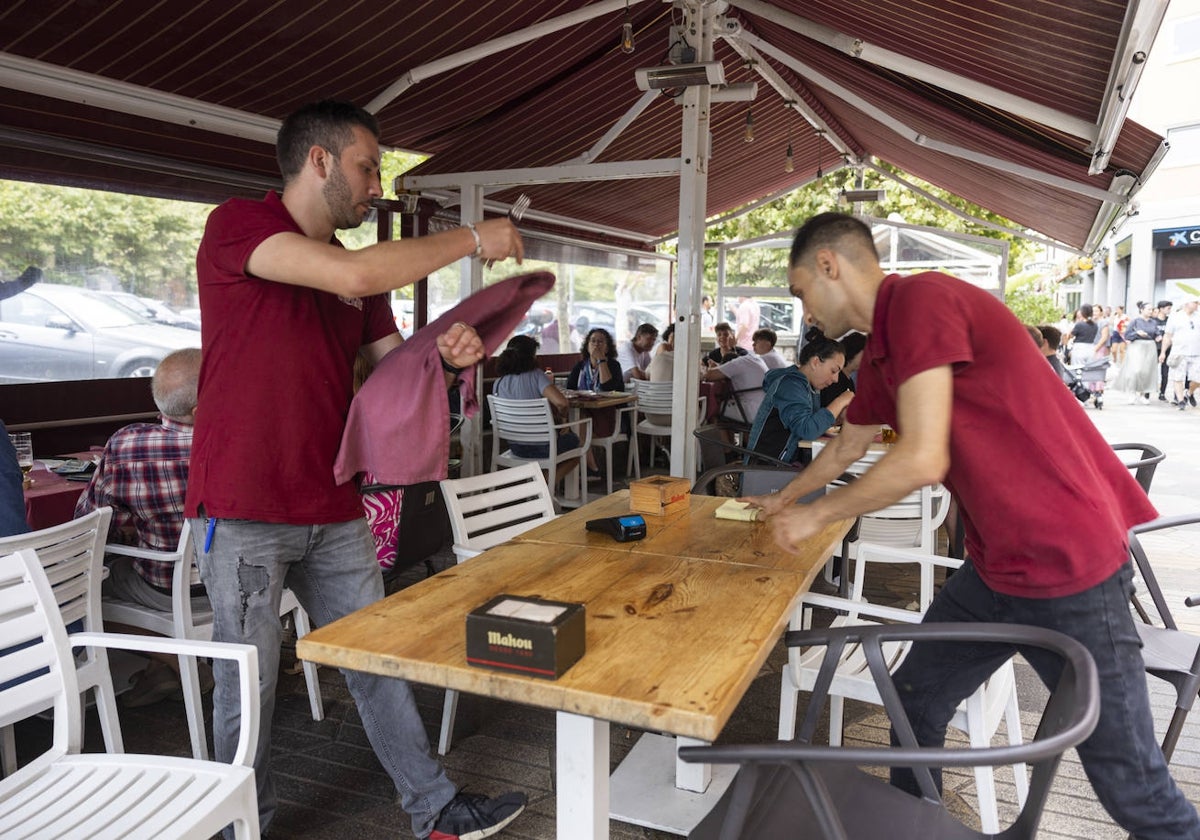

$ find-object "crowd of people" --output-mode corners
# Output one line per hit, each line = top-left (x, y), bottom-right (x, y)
(1039, 297), (1200, 411)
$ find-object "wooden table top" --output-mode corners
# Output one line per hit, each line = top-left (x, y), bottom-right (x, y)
(562, 390), (637, 410)
(298, 540), (806, 741)
(512, 490), (850, 582)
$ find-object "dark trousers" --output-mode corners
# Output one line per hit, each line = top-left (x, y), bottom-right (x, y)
(890, 562), (1200, 839)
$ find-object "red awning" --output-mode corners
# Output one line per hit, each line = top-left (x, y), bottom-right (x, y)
(0, 0), (1165, 250)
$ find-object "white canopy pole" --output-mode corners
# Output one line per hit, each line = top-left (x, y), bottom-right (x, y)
(669, 1), (716, 481)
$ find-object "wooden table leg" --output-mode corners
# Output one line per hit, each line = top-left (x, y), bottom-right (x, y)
(557, 710), (609, 839)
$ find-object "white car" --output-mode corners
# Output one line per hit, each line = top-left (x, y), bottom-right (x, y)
(0, 283), (201, 383)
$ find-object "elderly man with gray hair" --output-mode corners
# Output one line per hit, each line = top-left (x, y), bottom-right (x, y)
(75, 347), (208, 706)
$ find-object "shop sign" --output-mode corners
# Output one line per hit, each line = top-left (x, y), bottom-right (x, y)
(1153, 225), (1200, 249)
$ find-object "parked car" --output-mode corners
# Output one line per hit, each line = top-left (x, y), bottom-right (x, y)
(100, 290), (201, 331)
(0, 283), (202, 383)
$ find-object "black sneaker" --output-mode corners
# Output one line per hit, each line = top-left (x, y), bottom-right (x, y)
(1190, 394), (1198, 407)
(1159, 394), (1168, 401)
(429, 791), (527, 840)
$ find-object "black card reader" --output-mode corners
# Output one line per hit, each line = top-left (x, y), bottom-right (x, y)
(585, 514), (647, 542)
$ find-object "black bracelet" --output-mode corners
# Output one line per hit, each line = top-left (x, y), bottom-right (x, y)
(441, 356), (465, 375)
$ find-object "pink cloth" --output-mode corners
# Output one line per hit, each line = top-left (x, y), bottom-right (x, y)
(334, 272), (556, 486)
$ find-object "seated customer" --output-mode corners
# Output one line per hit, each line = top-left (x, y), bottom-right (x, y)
(704, 347), (768, 426)
(746, 337), (853, 464)
(567, 328), (625, 393)
(0, 419), (28, 538)
(566, 328), (624, 479)
(705, 321), (748, 365)
(75, 347), (210, 706)
(495, 335), (582, 479)
(819, 330), (866, 407)
(752, 328), (789, 370)
(617, 322), (659, 382)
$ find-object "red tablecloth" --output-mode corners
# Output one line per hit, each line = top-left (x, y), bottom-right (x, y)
(22, 451), (98, 531)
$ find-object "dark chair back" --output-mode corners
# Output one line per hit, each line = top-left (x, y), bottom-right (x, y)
(680, 622), (1100, 840)
(1111, 442), (1165, 494)
(1127, 514), (1200, 762)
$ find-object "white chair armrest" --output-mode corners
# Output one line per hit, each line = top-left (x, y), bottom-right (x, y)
(104, 544), (181, 562)
(69, 631), (259, 767)
(800, 592), (922, 625)
(554, 415), (592, 448)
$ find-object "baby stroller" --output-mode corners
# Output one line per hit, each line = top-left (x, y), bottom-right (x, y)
(1065, 357), (1110, 408)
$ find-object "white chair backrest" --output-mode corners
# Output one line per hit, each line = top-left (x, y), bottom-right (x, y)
(488, 396), (555, 444)
(440, 462), (556, 557)
(0, 548), (82, 753)
(0, 507), (112, 631)
(632, 379), (672, 416)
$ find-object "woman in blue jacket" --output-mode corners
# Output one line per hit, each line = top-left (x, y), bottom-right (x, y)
(747, 337), (853, 464)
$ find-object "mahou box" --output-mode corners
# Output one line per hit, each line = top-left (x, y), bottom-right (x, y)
(466, 594), (586, 680)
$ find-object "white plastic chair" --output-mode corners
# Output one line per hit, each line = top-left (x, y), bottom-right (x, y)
(102, 521), (324, 761)
(0, 546), (261, 839)
(591, 402), (639, 495)
(0, 508), (122, 776)
(488, 395), (592, 509)
(625, 380), (706, 474)
(436, 463), (558, 753)
(779, 543), (1028, 834)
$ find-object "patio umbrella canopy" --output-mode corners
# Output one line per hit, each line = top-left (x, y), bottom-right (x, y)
(0, 0), (1167, 252)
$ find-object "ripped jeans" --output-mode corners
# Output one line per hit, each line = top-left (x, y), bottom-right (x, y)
(189, 517), (457, 839)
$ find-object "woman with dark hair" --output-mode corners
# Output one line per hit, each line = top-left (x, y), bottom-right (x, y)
(567, 328), (624, 393)
(494, 335), (580, 464)
(746, 336), (853, 464)
(565, 328), (623, 479)
(1067, 303), (1106, 408)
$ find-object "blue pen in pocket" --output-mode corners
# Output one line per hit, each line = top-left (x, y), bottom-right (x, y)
(204, 517), (217, 553)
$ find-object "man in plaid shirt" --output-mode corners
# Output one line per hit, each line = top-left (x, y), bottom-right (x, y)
(76, 347), (209, 705)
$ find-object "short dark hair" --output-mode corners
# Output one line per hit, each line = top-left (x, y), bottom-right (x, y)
(277, 100), (380, 183)
(661, 323), (675, 342)
(839, 331), (867, 361)
(789, 212), (877, 269)
(1025, 325), (1046, 348)
(497, 334), (540, 376)
(798, 336), (845, 367)
(1038, 324), (1062, 350)
(1156, 300), (1173, 309)
(751, 328), (777, 347)
(714, 321), (734, 335)
(634, 323), (659, 340)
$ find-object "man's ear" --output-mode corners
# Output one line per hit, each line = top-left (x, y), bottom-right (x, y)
(308, 144), (332, 179)
(813, 247), (838, 280)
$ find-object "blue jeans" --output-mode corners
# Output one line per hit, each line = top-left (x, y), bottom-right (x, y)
(190, 517), (457, 839)
(890, 561), (1200, 839)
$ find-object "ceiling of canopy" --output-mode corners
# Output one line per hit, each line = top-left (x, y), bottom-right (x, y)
(0, 0), (1167, 253)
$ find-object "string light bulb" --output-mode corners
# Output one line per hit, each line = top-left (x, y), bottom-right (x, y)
(744, 109), (754, 143)
(619, 1), (635, 54)
(784, 141), (794, 173)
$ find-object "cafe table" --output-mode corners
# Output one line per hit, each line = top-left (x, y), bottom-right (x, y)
(22, 451), (100, 531)
(298, 494), (851, 838)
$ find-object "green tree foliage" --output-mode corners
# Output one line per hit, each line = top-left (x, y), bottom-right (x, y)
(0, 180), (212, 303)
(702, 162), (1040, 300)
(1005, 271), (1064, 325)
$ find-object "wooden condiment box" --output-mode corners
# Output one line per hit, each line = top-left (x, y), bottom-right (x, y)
(629, 475), (690, 516)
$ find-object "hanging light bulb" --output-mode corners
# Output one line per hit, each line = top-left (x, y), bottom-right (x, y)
(814, 129), (824, 178)
(619, 1), (635, 54)
(744, 109), (754, 143)
(784, 141), (794, 173)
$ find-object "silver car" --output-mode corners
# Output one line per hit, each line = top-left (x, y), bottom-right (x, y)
(0, 283), (201, 383)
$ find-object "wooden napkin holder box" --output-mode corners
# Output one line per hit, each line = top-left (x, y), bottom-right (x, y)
(466, 594), (585, 680)
(629, 475), (690, 516)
